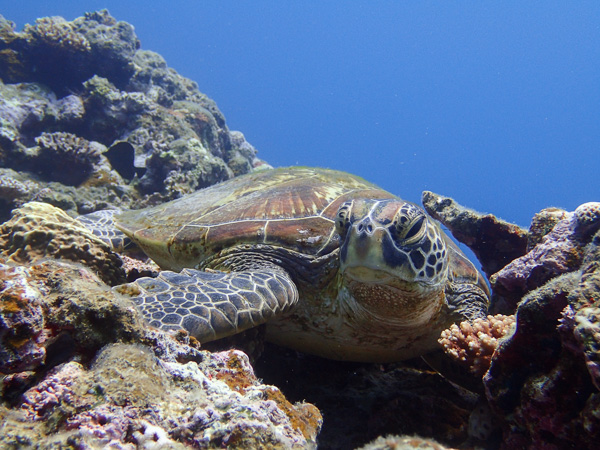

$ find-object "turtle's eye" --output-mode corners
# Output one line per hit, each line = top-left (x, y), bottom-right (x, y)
(335, 201), (353, 238)
(392, 213), (426, 244)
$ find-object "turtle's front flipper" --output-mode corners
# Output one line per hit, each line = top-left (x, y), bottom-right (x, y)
(114, 268), (299, 342)
(423, 281), (490, 392)
(76, 210), (131, 252)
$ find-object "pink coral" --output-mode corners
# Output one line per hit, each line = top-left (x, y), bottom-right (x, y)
(439, 314), (516, 377)
(20, 361), (86, 421)
(491, 202), (600, 307)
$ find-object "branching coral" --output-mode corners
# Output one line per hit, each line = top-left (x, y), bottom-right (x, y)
(439, 314), (516, 377)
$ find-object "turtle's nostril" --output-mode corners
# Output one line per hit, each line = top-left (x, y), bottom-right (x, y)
(356, 221), (374, 235)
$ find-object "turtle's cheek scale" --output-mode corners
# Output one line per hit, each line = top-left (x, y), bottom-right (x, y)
(381, 233), (410, 270)
(385, 220), (450, 285)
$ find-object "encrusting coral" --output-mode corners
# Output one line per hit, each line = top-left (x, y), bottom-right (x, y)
(33, 132), (106, 186)
(439, 314), (516, 378)
(0, 201), (125, 285)
(24, 16), (92, 54)
(491, 201), (600, 308)
(3, 344), (321, 448)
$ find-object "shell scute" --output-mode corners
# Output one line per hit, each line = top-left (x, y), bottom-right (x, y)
(116, 167), (394, 266)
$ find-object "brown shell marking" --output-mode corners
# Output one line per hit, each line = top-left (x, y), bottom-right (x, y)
(116, 167), (396, 270)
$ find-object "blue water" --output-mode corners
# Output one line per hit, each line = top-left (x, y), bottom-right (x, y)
(3, 1), (599, 228)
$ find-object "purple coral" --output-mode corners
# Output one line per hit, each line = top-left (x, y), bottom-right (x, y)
(491, 202), (600, 307)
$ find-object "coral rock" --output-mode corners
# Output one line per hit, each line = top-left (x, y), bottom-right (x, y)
(0, 259), (144, 381)
(491, 202), (600, 309)
(421, 191), (528, 278)
(33, 132), (107, 186)
(527, 206), (569, 250)
(0, 10), (267, 217)
(483, 226), (600, 448)
(0, 265), (46, 375)
(4, 344), (321, 449)
(0, 202), (125, 284)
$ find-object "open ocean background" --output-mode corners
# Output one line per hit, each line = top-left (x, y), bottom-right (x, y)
(3, 1), (599, 228)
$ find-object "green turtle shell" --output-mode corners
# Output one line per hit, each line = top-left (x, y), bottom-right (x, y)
(116, 167), (398, 271)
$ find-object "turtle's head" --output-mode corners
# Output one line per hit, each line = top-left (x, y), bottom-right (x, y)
(336, 198), (449, 324)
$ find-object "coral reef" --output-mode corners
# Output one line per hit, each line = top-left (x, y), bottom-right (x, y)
(2, 344), (320, 448)
(526, 206), (569, 250)
(0, 166), (138, 223)
(0, 259), (320, 447)
(491, 202), (600, 309)
(434, 198), (600, 448)
(483, 264), (600, 447)
(438, 314), (516, 377)
(424, 196), (600, 448)
(1, 8), (598, 449)
(0, 259), (143, 388)
(0, 202), (125, 284)
(0, 10), (267, 218)
(33, 132), (110, 186)
(0, 264), (46, 376)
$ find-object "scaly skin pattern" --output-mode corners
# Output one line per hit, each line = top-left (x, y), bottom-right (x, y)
(114, 268), (298, 342)
(88, 167), (489, 362)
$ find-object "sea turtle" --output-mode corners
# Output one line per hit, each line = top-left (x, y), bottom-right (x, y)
(80, 167), (490, 362)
